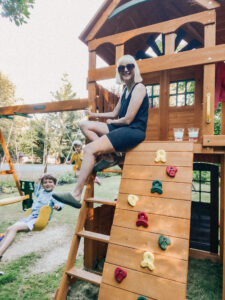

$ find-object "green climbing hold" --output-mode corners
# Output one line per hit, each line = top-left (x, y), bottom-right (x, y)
(158, 235), (171, 250)
(151, 180), (163, 194)
(137, 296), (147, 300)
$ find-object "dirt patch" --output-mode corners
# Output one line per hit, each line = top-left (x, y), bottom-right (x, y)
(3, 225), (84, 274)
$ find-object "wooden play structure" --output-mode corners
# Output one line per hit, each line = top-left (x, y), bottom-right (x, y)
(0, 0), (225, 299)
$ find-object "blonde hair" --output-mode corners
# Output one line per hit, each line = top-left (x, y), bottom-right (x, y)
(115, 55), (143, 84)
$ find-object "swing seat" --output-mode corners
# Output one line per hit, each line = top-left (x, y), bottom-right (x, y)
(24, 205), (52, 231)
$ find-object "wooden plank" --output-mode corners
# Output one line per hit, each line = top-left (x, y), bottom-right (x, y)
(222, 102), (225, 135)
(106, 244), (188, 283)
(85, 197), (116, 206)
(88, 44), (225, 82)
(122, 165), (193, 182)
(120, 179), (192, 201)
(77, 230), (110, 243)
(0, 194), (29, 206)
(159, 71), (169, 140)
(0, 129), (22, 195)
(113, 208), (190, 239)
(0, 99), (89, 116)
(0, 170), (13, 175)
(165, 33), (175, 55)
(102, 262), (186, 300)
(66, 267), (101, 285)
(115, 44), (124, 63)
(117, 193), (191, 219)
(99, 283), (154, 300)
(189, 248), (220, 262)
(89, 51), (96, 69)
(203, 135), (225, 146)
(205, 23), (216, 47)
(129, 141), (193, 152)
(124, 151), (194, 167)
(110, 226), (189, 260)
(86, 0), (121, 42)
(88, 10), (215, 50)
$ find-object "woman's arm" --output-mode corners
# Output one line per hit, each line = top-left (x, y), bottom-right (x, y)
(86, 96), (122, 119)
(107, 84), (146, 125)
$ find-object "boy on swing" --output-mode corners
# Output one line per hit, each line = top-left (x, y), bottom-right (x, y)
(0, 174), (63, 262)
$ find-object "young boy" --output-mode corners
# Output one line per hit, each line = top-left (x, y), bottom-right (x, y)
(71, 140), (101, 185)
(0, 174), (63, 262)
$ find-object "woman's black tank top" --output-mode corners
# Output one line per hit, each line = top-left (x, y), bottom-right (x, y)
(118, 83), (149, 132)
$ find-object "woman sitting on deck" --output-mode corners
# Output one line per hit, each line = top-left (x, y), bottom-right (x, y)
(53, 54), (149, 208)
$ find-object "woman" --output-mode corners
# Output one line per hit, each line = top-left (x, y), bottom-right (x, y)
(53, 54), (149, 208)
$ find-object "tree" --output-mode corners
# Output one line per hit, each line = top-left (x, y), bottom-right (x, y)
(48, 74), (85, 163)
(0, 0), (34, 26)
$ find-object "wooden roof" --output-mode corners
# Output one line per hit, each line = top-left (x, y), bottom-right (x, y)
(79, 0), (224, 65)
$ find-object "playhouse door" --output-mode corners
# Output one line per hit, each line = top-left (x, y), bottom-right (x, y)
(190, 163), (219, 253)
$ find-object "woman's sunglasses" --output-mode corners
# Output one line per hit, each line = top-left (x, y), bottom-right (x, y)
(118, 63), (135, 73)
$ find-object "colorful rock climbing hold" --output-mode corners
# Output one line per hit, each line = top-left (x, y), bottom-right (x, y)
(137, 296), (147, 300)
(166, 166), (178, 177)
(151, 180), (163, 194)
(155, 149), (167, 163)
(114, 267), (127, 283)
(128, 194), (139, 207)
(141, 251), (155, 271)
(136, 212), (148, 228)
(158, 235), (171, 250)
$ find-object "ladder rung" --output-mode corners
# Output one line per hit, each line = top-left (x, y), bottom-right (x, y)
(66, 267), (102, 285)
(86, 197), (116, 206)
(77, 230), (110, 243)
(101, 168), (122, 173)
(0, 170), (13, 175)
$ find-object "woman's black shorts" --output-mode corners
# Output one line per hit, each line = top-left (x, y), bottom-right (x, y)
(106, 124), (145, 152)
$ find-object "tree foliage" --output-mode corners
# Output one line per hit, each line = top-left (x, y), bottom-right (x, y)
(0, 0), (34, 25)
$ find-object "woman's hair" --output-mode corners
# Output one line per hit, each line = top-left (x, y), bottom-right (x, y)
(41, 174), (57, 185)
(115, 54), (143, 84)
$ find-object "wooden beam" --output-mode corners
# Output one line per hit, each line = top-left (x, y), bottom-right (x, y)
(89, 51), (96, 69)
(88, 10), (215, 51)
(189, 248), (220, 262)
(194, 0), (220, 9)
(203, 135), (225, 146)
(0, 99), (89, 116)
(222, 155), (225, 300)
(86, 0), (121, 42)
(115, 44), (124, 63)
(165, 33), (175, 55)
(88, 44), (225, 82)
(159, 71), (169, 140)
(222, 102), (225, 135)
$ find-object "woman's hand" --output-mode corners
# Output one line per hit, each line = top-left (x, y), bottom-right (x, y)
(106, 119), (114, 124)
(85, 109), (93, 117)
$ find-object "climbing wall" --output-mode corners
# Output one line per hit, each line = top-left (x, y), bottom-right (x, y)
(98, 141), (194, 300)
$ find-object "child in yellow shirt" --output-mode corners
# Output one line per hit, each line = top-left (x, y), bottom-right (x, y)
(71, 140), (101, 185)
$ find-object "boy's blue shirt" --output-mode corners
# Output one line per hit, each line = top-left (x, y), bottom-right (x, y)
(31, 184), (64, 218)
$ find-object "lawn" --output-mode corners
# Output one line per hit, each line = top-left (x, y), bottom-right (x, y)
(0, 173), (223, 299)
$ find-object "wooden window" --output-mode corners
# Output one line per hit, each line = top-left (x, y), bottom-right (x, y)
(146, 84), (160, 108)
(169, 80), (195, 107)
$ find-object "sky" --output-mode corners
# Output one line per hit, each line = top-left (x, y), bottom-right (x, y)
(0, 0), (106, 104)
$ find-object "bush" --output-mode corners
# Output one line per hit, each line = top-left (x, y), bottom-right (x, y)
(57, 172), (76, 185)
(0, 180), (17, 194)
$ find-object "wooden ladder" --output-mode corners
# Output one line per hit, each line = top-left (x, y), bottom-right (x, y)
(0, 129), (22, 195)
(54, 170), (120, 300)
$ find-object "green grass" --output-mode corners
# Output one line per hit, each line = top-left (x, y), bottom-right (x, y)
(0, 175), (223, 299)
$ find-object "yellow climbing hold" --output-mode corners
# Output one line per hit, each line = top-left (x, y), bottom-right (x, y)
(141, 251), (155, 271)
(128, 194), (139, 207)
(155, 149), (167, 163)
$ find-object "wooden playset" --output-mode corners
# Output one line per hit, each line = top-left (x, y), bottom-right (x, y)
(0, 0), (225, 299)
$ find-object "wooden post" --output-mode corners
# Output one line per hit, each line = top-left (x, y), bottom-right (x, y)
(115, 44), (124, 63)
(221, 102), (225, 135)
(159, 71), (169, 140)
(0, 129), (22, 195)
(89, 50), (96, 70)
(165, 33), (175, 55)
(221, 154), (225, 300)
(88, 50), (97, 112)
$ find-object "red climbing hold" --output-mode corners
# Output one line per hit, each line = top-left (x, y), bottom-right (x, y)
(114, 267), (127, 283)
(166, 166), (178, 177)
(136, 212), (149, 228)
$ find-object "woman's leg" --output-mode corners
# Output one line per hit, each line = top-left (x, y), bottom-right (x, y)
(71, 135), (115, 201)
(80, 120), (109, 141)
(0, 223), (29, 257)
